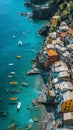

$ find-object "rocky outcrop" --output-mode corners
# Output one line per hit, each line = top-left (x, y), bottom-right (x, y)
(39, 26), (50, 36)
(30, 0), (49, 5)
(32, 7), (49, 19)
(6, 123), (16, 130)
(32, 0), (65, 19)
(24, 2), (35, 8)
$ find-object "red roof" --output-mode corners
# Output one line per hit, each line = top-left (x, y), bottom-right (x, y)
(61, 32), (67, 37)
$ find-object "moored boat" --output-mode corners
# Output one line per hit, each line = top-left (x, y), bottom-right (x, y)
(8, 63), (14, 66)
(9, 97), (18, 101)
(22, 82), (28, 86)
(16, 55), (22, 59)
(18, 41), (22, 46)
(10, 81), (18, 85)
(17, 102), (21, 110)
(10, 72), (16, 75)
(8, 75), (13, 78)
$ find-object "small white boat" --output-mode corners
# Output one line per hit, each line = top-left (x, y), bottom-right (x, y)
(8, 75), (12, 78)
(8, 63), (14, 66)
(12, 35), (16, 38)
(18, 41), (22, 46)
(10, 72), (16, 75)
(17, 102), (21, 110)
(22, 82), (28, 86)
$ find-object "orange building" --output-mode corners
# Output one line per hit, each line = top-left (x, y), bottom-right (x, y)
(44, 49), (58, 67)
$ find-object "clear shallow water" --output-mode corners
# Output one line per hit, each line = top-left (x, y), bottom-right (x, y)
(0, 0), (48, 129)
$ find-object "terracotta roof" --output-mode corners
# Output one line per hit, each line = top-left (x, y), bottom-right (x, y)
(67, 28), (73, 37)
(61, 32), (67, 37)
(47, 49), (58, 56)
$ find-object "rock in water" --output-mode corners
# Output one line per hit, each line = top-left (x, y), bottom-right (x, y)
(30, 0), (48, 5)
(6, 123), (16, 130)
(39, 26), (50, 36)
(26, 124), (32, 130)
(33, 117), (38, 122)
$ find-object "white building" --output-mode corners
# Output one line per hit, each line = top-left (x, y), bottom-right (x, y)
(63, 112), (73, 125)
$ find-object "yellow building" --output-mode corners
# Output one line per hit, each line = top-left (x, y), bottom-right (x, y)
(52, 15), (61, 26)
(61, 90), (73, 112)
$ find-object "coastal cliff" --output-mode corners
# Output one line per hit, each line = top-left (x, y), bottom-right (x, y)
(31, 0), (73, 20)
(32, 0), (64, 19)
(30, 0), (49, 5)
(24, 0), (73, 21)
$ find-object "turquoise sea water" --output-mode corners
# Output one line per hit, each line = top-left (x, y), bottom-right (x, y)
(0, 0), (48, 129)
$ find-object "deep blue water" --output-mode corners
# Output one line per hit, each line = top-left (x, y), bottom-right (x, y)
(0, 0), (48, 129)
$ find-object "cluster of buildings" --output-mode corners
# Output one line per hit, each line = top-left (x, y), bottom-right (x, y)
(42, 17), (73, 129)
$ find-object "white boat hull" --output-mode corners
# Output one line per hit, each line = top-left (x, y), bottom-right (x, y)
(17, 102), (21, 110)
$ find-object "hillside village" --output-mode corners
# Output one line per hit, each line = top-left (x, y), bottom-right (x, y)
(36, 13), (73, 129)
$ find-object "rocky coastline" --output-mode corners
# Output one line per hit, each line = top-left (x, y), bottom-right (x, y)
(25, 0), (66, 19)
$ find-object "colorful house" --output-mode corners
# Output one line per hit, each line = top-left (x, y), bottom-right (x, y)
(52, 61), (69, 72)
(43, 49), (58, 67)
(63, 112), (73, 125)
(59, 21), (69, 32)
(51, 15), (60, 27)
(47, 37), (52, 44)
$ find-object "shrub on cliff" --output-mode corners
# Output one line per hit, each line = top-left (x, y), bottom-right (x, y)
(61, 9), (70, 20)
(69, 23), (73, 29)
(59, 4), (64, 11)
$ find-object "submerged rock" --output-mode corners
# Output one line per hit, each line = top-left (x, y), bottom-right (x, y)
(0, 98), (3, 102)
(33, 117), (38, 122)
(26, 124), (32, 130)
(32, 99), (38, 106)
(27, 105), (32, 109)
(2, 112), (8, 117)
(24, 2), (34, 8)
(34, 106), (39, 111)
(6, 123), (16, 130)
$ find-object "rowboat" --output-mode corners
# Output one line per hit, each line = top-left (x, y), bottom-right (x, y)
(22, 82), (28, 86)
(10, 72), (16, 75)
(8, 63), (14, 66)
(10, 81), (18, 85)
(8, 75), (12, 78)
(9, 97), (18, 101)
(16, 55), (22, 58)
